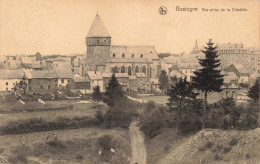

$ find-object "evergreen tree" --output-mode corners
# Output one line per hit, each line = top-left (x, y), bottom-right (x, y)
(92, 86), (103, 106)
(248, 79), (259, 102)
(192, 39), (224, 129)
(159, 70), (169, 92)
(167, 78), (198, 128)
(103, 74), (124, 107)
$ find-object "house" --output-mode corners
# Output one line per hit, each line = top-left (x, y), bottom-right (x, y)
(178, 63), (201, 82)
(221, 82), (239, 100)
(129, 76), (138, 92)
(115, 73), (129, 91)
(87, 71), (104, 92)
(73, 73), (91, 94)
(0, 69), (26, 91)
(224, 63), (250, 83)
(25, 70), (58, 93)
(136, 73), (151, 93)
(56, 68), (73, 88)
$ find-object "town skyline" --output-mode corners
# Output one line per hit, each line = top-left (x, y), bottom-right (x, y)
(0, 0), (259, 56)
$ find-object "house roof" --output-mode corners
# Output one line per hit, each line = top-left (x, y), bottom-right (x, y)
(106, 58), (152, 63)
(87, 71), (103, 80)
(110, 45), (159, 60)
(55, 68), (73, 79)
(178, 63), (201, 69)
(135, 73), (146, 78)
(101, 73), (112, 78)
(226, 63), (249, 75)
(74, 73), (90, 83)
(26, 70), (57, 79)
(87, 14), (110, 38)
(163, 56), (180, 64)
(115, 73), (129, 78)
(0, 69), (25, 79)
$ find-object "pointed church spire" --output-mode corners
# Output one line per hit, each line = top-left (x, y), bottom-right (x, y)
(87, 13), (110, 38)
(195, 39), (198, 49)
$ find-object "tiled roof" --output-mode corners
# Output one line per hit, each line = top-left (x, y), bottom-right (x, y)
(0, 69), (25, 79)
(87, 71), (103, 80)
(110, 45), (159, 60)
(232, 63), (248, 74)
(87, 14), (110, 38)
(74, 74), (90, 83)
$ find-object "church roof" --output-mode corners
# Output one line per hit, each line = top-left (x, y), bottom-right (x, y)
(87, 14), (110, 38)
(111, 45), (159, 60)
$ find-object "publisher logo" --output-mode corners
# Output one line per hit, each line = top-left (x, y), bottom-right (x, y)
(159, 6), (168, 15)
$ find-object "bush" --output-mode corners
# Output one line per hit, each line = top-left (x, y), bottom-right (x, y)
(95, 110), (104, 124)
(17, 153), (28, 163)
(214, 153), (223, 161)
(0, 116), (98, 135)
(139, 109), (164, 138)
(75, 154), (84, 160)
(144, 101), (156, 113)
(104, 109), (133, 129)
(205, 141), (213, 149)
(229, 138), (238, 146)
(223, 146), (232, 153)
(46, 140), (66, 149)
(198, 146), (206, 151)
(98, 135), (112, 151)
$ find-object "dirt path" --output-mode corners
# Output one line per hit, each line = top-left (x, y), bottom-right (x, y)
(129, 122), (146, 164)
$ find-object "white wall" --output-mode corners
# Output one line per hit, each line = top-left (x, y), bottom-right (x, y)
(90, 79), (104, 92)
(0, 79), (21, 91)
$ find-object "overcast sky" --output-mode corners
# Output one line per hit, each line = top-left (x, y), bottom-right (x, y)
(0, 0), (259, 56)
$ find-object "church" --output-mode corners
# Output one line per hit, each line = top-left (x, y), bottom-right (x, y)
(84, 13), (161, 78)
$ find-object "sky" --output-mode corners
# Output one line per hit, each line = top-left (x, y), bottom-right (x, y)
(0, 0), (259, 56)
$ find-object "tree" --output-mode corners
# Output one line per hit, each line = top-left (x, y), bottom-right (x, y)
(103, 74), (124, 107)
(159, 70), (169, 92)
(92, 86), (102, 107)
(167, 78), (199, 129)
(192, 39), (224, 129)
(248, 79), (259, 102)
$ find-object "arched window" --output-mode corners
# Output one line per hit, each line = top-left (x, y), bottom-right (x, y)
(122, 53), (125, 58)
(142, 66), (146, 75)
(140, 54), (143, 58)
(128, 67), (132, 76)
(113, 53), (116, 58)
(112, 66), (118, 73)
(131, 54), (134, 58)
(121, 66), (125, 73)
(135, 66), (139, 73)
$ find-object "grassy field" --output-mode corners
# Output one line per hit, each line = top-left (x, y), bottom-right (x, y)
(0, 128), (131, 164)
(0, 100), (108, 126)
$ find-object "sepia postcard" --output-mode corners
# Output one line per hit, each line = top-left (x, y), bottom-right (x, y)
(0, 0), (259, 163)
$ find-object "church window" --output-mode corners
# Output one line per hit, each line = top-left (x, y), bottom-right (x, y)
(97, 40), (99, 44)
(140, 54), (143, 58)
(104, 40), (106, 43)
(135, 66), (139, 73)
(112, 66), (118, 73)
(128, 67), (132, 76)
(113, 53), (116, 58)
(142, 66), (146, 75)
(131, 54), (134, 58)
(121, 66), (125, 73)
(122, 53), (125, 58)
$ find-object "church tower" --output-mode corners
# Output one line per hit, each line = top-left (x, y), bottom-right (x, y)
(85, 13), (111, 72)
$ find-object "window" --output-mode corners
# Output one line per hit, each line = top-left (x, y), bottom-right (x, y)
(61, 79), (64, 83)
(226, 91), (229, 96)
(140, 54), (143, 58)
(113, 53), (116, 58)
(131, 54), (134, 58)
(122, 53), (125, 58)
(6, 88), (8, 91)
(68, 79), (70, 83)
(6, 82), (8, 86)
(104, 40), (106, 43)
(40, 86), (43, 89)
(48, 85), (51, 89)
(97, 40), (99, 44)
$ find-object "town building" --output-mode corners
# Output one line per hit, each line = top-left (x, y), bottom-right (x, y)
(0, 69), (26, 91)
(84, 13), (160, 79)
